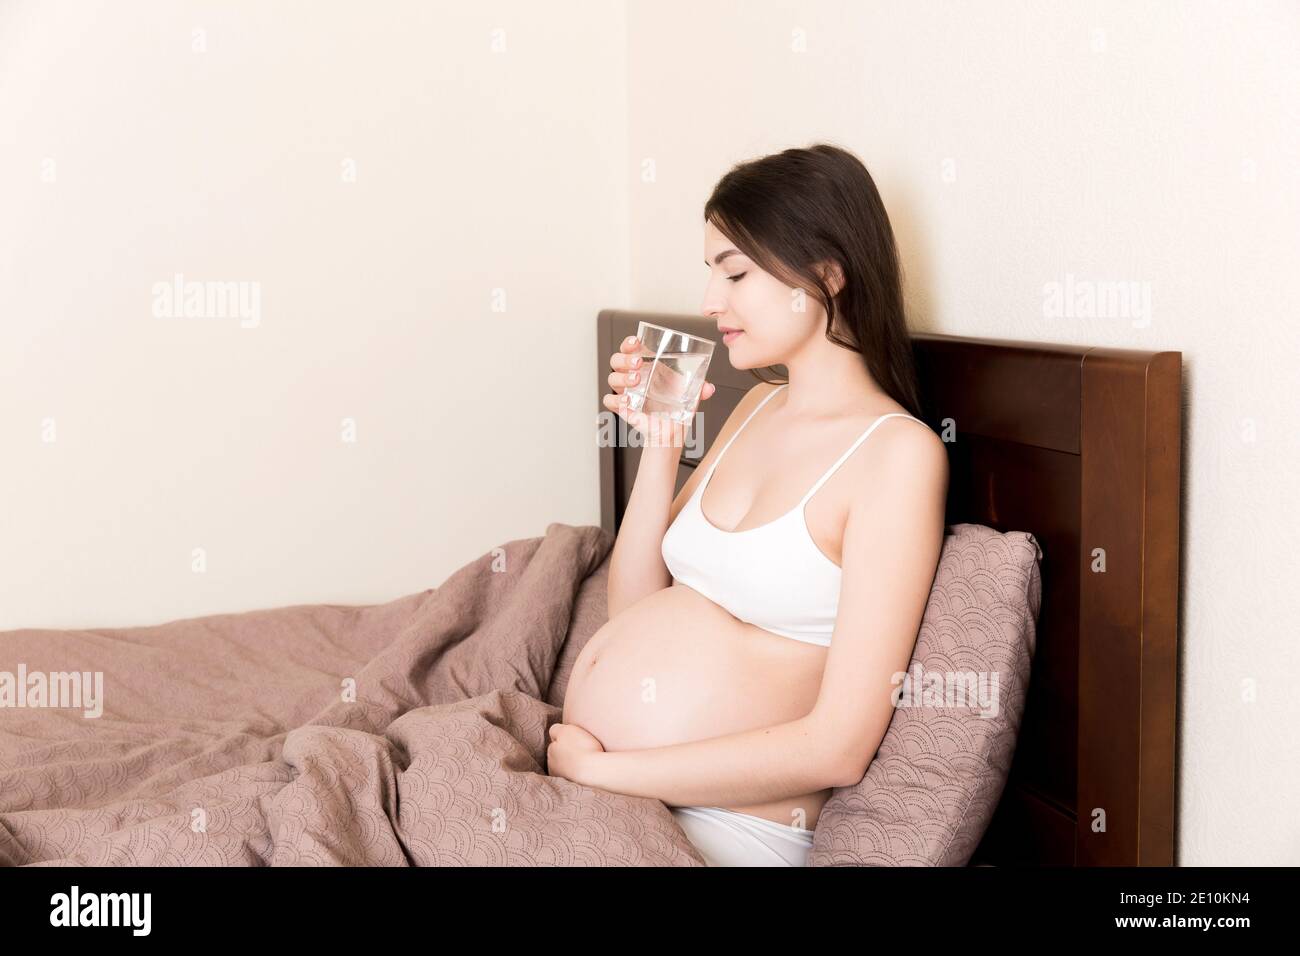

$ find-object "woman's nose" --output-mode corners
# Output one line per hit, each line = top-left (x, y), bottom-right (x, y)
(700, 289), (726, 317)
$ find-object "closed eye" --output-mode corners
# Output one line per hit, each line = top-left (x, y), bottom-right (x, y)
(727, 272), (747, 283)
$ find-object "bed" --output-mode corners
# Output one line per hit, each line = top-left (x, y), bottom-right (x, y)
(597, 308), (1183, 866)
(0, 308), (1182, 867)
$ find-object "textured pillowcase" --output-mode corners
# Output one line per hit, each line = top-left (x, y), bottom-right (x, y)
(809, 522), (1043, 867)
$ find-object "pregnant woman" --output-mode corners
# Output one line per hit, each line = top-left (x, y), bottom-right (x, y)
(547, 143), (949, 866)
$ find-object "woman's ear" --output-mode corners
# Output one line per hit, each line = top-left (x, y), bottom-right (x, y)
(817, 260), (846, 298)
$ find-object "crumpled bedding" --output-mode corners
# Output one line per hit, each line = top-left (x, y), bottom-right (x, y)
(0, 522), (706, 866)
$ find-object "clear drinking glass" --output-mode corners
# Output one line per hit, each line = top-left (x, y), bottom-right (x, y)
(623, 321), (716, 425)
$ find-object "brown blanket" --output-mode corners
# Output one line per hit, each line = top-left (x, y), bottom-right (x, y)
(0, 522), (705, 866)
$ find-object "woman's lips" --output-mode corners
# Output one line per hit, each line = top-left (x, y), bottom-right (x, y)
(722, 330), (743, 344)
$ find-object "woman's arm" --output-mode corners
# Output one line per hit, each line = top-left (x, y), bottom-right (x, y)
(567, 417), (950, 807)
(604, 381), (771, 620)
(577, 714), (848, 807)
(604, 442), (680, 619)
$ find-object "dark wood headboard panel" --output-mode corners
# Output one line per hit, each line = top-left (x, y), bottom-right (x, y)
(597, 309), (1182, 866)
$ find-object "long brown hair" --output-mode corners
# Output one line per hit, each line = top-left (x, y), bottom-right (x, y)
(703, 142), (922, 419)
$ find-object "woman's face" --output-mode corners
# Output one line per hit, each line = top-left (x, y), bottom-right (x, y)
(699, 219), (827, 369)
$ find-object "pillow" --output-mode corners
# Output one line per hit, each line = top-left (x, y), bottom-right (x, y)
(809, 522), (1043, 867)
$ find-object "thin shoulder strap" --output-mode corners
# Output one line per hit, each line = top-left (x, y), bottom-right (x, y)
(706, 383), (787, 474)
(797, 412), (929, 506)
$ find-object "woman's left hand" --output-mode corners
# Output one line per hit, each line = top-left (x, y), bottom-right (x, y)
(547, 722), (606, 786)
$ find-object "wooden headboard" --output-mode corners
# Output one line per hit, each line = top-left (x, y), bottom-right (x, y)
(596, 308), (1182, 867)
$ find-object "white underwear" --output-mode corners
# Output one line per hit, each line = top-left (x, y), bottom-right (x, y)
(670, 806), (815, 867)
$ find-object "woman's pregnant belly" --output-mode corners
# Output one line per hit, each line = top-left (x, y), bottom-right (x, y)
(561, 582), (833, 830)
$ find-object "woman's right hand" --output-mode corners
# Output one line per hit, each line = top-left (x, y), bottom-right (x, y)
(603, 334), (716, 448)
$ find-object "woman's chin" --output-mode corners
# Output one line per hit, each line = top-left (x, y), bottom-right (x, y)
(723, 344), (753, 369)
(725, 350), (765, 371)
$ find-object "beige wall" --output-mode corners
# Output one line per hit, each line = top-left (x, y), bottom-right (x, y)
(2, 1), (1296, 864)
(0, 0), (630, 627)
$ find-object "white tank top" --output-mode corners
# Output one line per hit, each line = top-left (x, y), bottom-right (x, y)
(660, 383), (929, 647)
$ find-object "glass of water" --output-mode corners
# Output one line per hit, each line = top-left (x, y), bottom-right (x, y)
(623, 321), (716, 425)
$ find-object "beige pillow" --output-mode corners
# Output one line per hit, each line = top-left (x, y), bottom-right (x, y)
(809, 522), (1043, 866)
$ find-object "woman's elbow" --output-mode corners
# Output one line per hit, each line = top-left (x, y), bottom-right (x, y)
(807, 719), (880, 789)
(828, 755), (869, 789)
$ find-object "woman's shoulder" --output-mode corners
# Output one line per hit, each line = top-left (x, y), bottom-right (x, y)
(854, 405), (948, 487)
(829, 394), (946, 485)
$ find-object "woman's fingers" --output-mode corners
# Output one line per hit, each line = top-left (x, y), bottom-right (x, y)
(601, 394), (688, 448)
(687, 382), (712, 415)
(606, 367), (641, 391)
(607, 341), (644, 394)
(609, 336), (642, 370)
(604, 392), (638, 424)
(686, 381), (713, 410)
(609, 350), (643, 372)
